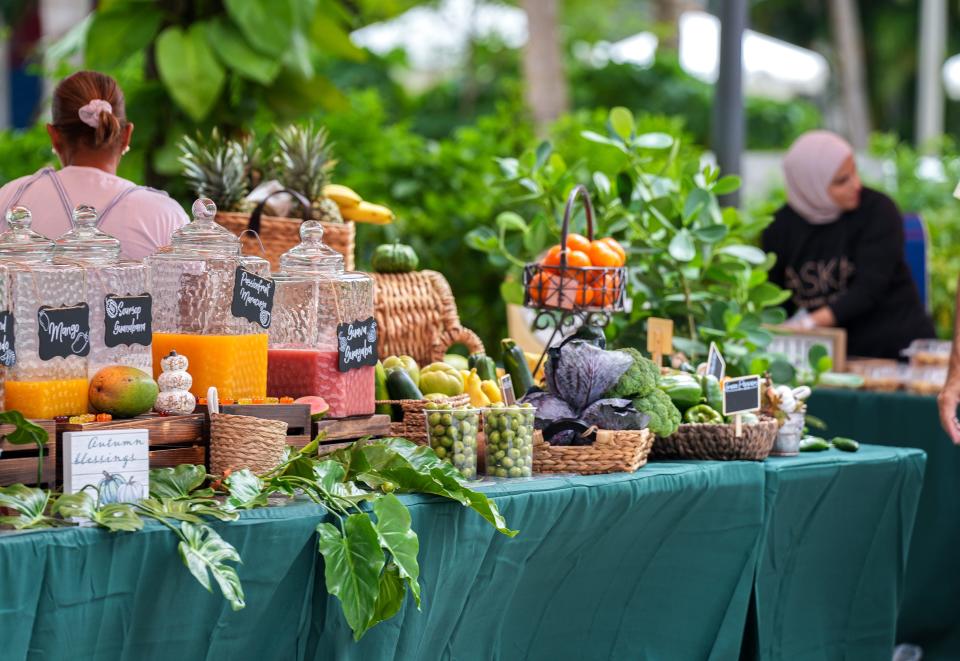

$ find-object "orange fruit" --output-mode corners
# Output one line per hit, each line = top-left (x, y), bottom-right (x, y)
(591, 273), (621, 308)
(565, 233), (592, 253)
(587, 240), (621, 268)
(602, 238), (626, 265)
(541, 244), (563, 267)
(527, 272), (556, 306)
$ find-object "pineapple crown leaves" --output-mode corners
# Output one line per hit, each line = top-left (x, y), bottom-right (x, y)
(273, 122), (338, 205)
(178, 128), (253, 212)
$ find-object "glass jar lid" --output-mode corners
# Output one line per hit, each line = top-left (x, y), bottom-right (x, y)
(167, 198), (240, 256)
(0, 206), (55, 261)
(279, 221), (344, 274)
(53, 204), (121, 263)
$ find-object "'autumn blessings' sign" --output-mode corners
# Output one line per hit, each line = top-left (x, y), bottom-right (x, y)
(62, 429), (149, 504)
(337, 317), (379, 372)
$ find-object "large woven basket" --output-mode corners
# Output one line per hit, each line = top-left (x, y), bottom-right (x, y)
(372, 270), (484, 365)
(377, 393), (471, 445)
(533, 428), (654, 475)
(209, 413), (288, 475)
(652, 416), (779, 461)
(216, 211), (355, 271)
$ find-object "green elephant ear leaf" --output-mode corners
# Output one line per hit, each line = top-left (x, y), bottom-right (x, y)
(177, 522), (245, 611)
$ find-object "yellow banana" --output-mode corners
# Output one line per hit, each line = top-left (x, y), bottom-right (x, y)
(323, 184), (362, 209)
(341, 201), (394, 225)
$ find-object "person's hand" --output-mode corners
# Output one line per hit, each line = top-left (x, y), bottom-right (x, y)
(809, 307), (836, 327)
(937, 380), (960, 444)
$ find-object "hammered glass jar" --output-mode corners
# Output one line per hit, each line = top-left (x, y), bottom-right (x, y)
(146, 198), (271, 401)
(0, 206), (88, 418)
(54, 204), (152, 380)
(268, 221), (375, 418)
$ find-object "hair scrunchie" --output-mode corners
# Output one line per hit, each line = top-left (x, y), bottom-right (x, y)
(77, 99), (113, 128)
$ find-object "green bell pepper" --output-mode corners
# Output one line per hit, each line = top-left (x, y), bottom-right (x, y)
(659, 374), (702, 412)
(700, 375), (723, 412)
(419, 362), (465, 397)
(683, 404), (724, 424)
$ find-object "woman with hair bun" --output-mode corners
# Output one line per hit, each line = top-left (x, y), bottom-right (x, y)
(0, 70), (187, 258)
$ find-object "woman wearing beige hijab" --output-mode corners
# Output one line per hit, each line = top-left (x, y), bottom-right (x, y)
(762, 130), (934, 358)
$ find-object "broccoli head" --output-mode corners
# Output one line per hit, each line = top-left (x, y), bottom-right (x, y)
(632, 388), (681, 437)
(604, 348), (659, 399)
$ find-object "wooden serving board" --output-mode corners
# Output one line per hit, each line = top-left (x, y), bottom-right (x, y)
(0, 420), (57, 487)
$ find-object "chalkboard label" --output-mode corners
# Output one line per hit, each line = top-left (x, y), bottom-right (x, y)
(722, 375), (762, 416)
(231, 267), (274, 329)
(104, 294), (152, 348)
(38, 303), (90, 360)
(0, 311), (15, 367)
(707, 342), (725, 381)
(337, 317), (378, 372)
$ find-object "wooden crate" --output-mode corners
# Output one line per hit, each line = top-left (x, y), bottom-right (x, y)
(196, 404), (313, 447)
(314, 414), (396, 456)
(0, 420), (57, 487)
(57, 413), (206, 480)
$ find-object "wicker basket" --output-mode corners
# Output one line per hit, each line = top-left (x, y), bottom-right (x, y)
(376, 393), (471, 445)
(215, 188), (355, 270)
(372, 270), (484, 365)
(652, 416), (779, 461)
(209, 413), (288, 475)
(533, 428), (654, 475)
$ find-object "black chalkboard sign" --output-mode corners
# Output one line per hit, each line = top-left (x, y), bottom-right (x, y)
(104, 294), (152, 348)
(38, 303), (90, 360)
(722, 375), (762, 416)
(0, 310), (15, 367)
(337, 317), (379, 372)
(707, 342), (725, 381)
(231, 267), (274, 329)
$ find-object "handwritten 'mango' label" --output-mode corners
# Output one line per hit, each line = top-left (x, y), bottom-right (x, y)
(104, 294), (152, 348)
(337, 317), (379, 372)
(231, 267), (274, 329)
(38, 303), (90, 360)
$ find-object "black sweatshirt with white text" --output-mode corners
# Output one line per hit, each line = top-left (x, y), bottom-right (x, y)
(762, 187), (935, 358)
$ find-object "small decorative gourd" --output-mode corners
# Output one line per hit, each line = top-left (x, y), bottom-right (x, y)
(154, 350), (197, 414)
(371, 242), (419, 273)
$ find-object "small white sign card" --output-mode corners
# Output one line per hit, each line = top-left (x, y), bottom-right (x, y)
(63, 429), (149, 504)
(500, 374), (517, 406)
(707, 342), (726, 381)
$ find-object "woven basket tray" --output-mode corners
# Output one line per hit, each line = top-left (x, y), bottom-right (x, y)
(216, 211), (356, 271)
(376, 394), (472, 445)
(533, 428), (654, 475)
(652, 416), (779, 461)
(372, 270), (484, 365)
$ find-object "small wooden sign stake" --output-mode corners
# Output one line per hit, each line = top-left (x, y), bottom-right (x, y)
(647, 317), (674, 368)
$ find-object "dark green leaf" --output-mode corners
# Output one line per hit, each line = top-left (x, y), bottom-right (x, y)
(497, 212), (528, 234)
(178, 522), (245, 611)
(155, 25), (226, 121)
(0, 410), (49, 448)
(769, 359), (796, 385)
(718, 245), (767, 265)
(56, 492), (145, 533)
(373, 494), (420, 606)
(761, 307), (788, 325)
(500, 280), (525, 305)
(309, 13), (366, 62)
(668, 229), (696, 262)
(693, 225), (728, 243)
(137, 497), (238, 524)
(616, 171), (634, 207)
(465, 227), (499, 253)
(149, 465), (211, 500)
(206, 18), (281, 85)
(713, 175), (742, 195)
(808, 344), (829, 367)
(750, 282), (792, 307)
(534, 141), (552, 170)
(0, 484), (63, 529)
(367, 565), (405, 633)
(265, 71), (348, 116)
(85, 7), (162, 70)
(224, 469), (269, 510)
(224, 0), (295, 57)
(317, 516), (385, 640)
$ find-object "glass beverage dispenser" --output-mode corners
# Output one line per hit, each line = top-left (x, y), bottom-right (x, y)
(0, 206), (88, 418)
(146, 199), (271, 401)
(54, 205), (152, 379)
(268, 221), (375, 418)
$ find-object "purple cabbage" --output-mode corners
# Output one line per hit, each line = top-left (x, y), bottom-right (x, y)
(581, 399), (651, 431)
(544, 341), (633, 412)
(520, 389), (577, 429)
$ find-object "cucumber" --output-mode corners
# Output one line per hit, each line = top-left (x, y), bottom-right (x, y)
(799, 436), (830, 452)
(501, 339), (535, 398)
(831, 437), (860, 452)
(386, 368), (423, 401)
(374, 362), (392, 416)
(470, 354), (498, 382)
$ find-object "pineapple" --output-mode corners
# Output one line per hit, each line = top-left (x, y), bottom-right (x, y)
(178, 128), (251, 212)
(274, 122), (343, 223)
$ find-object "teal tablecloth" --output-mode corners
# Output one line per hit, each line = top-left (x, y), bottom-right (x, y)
(749, 444), (926, 661)
(0, 461), (766, 661)
(809, 389), (958, 659)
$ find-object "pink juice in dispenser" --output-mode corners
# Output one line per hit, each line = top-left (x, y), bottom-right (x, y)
(267, 221), (375, 418)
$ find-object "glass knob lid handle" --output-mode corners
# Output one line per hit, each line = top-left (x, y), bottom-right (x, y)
(72, 204), (99, 228)
(5, 205), (32, 229)
(192, 198), (217, 221)
(300, 220), (325, 245)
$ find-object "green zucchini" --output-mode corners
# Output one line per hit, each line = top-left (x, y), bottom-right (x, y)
(501, 338), (534, 397)
(470, 354), (498, 382)
(374, 361), (392, 416)
(831, 437), (860, 452)
(799, 436), (830, 452)
(386, 368), (423, 401)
